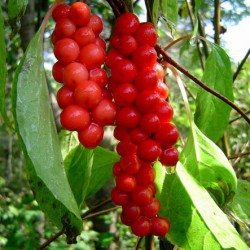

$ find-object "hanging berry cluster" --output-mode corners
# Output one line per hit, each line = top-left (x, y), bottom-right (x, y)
(51, 2), (117, 149)
(108, 13), (179, 237)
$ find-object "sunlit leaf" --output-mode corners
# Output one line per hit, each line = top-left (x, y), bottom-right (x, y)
(12, 27), (82, 241)
(160, 0), (178, 25)
(8, 0), (28, 20)
(147, 0), (159, 27)
(194, 44), (233, 142)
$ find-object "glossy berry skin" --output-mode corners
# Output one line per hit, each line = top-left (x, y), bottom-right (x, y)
(114, 126), (130, 141)
(153, 62), (165, 80)
(137, 139), (162, 162)
(135, 67), (158, 91)
(132, 45), (157, 69)
(154, 100), (173, 123)
(155, 82), (169, 100)
(78, 122), (104, 149)
(141, 198), (160, 218)
(120, 212), (133, 226)
(113, 83), (138, 107)
(129, 128), (149, 145)
(122, 201), (141, 220)
(79, 44), (106, 70)
(135, 22), (158, 47)
(63, 62), (89, 89)
(116, 139), (137, 157)
(111, 187), (129, 205)
(131, 216), (151, 237)
(140, 113), (161, 134)
(110, 35), (120, 50)
(73, 27), (95, 47)
(116, 106), (141, 128)
(116, 173), (137, 193)
(74, 80), (102, 109)
(160, 147), (179, 167)
(151, 217), (170, 237)
(94, 37), (106, 50)
(69, 2), (91, 26)
(154, 123), (179, 149)
(56, 86), (75, 109)
(55, 18), (76, 39)
(60, 105), (90, 131)
(54, 38), (80, 65)
(89, 68), (108, 88)
(112, 59), (137, 83)
(105, 49), (124, 69)
(117, 35), (137, 57)
(87, 15), (103, 35)
(52, 4), (70, 22)
(131, 186), (153, 206)
(136, 166), (155, 186)
(92, 99), (117, 126)
(120, 154), (141, 175)
(112, 162), (123, 176)
(52, 61), (64, 83)
(114, 12), (139, 36)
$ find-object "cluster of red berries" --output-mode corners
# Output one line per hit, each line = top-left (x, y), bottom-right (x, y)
(51, 2), (117, 149)
(108, 13), (179, 237)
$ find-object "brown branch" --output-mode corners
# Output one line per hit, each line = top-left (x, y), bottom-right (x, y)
(37, 229), (64, 250)
(229, 110), (250, 124)
(145, 0), (154, 24)
(155, 45), (250, 125)
(145, 235), (154, 250)
(213, 0), (220, 45)
(228, 151), (250, 160)
(105, 0), (121, 17)
(233, 48), (250, 81)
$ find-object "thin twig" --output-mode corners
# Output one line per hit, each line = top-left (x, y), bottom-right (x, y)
(145, 235), (154, 250)
(145, 0), (154, 24)
(155, 44), (250, 125)
(135, 237), (144, 250)
(164, 35), (191, 51)
(105, 0), (121, 17)
(82, 206), (118, 220)
(229, 110), (250, 124)
(233, 48), (250, 81)
(228, 151), (250, 160)
(213, 0), (221, 45)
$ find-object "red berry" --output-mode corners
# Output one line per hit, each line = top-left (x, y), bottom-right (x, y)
(56, 86), (75, 109)
(136, 166), (155, 186)
(120, 154), (141, 174)
(60, 105), (90, 131)
(114, 13), (139, 36)
(101, 88), (113, 100)
(140, 113), (161, 134)
(155, 82), (169, 99)
(78, 122), (104, 149)
(63, 62), (89, 89)
(87, 15), (103, 35)
(135, 22), (158, 47)
(52, 61), (64, 83)
(106, 49), (124, 69)
(141, 198), (160, 218)
(116, 173), (137, 193)
(114, 126), (130, 141)
(120, 212), (133, 226)
(79, 44), (106, 70)
(112, 59), (137, 83)
(92, 99), (117, 126)
(51, 31), (59, 45)
(113, 83), (138, 107)
(116, 139), (137, 157)
(93, 37), (106, 50)
(151, 217), (170, 236)
(112, 161), (123, 176)
(154, 100), (173, 123)
(116, 106), (141, 128)
(131, 186), (153, 206)
(135, 67), (158, 91)
(137, 139), (162, 162)
(131, 216), (151, 237)
(69, 2), (90, 26)
(110, 35), (120, 49)
(132, 45), (157, 69)
(149, 183), (157, 195)
(52, 4), (70, 22)
(89, 68), (108, 88)
(117, 35), (137, 57)
(122, 201), (141, 220)
(55, 18), (76, 38)
(111, 187), (129, 205)
(54, 38), (80, 65)
(129, 128), (149, 145)
(153, 62), (165, 80)
(73, 26), (95, 47)
(154, 123), (179, 149)
(74, 80), (102, 109)
(107, 77), (119, 94)
(160, 147), (179, 167)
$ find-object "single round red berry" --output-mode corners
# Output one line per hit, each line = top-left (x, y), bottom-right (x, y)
(129, 128), (149, 145)
(116, 173), (137, 193)
(87, 14), (103, 35)
(136, 165), (155, 186)
(110, 35), (120, 50)
(153, 62), (165, 80)
(73, 26), (95, 47)
(116, 106), (141, 128)
(131, 186), (153, 206)
(120, 154), (141, 174)
(135, 67), (158, 91)
(135, 22), (158, 47)
(117, 35), (137, 57)
(140, 113), (161, 134)
(57, 86), (75, 109)
(120, 212), (133, 226)
(114, 126), (130, 141)
(114, 13), (139, 36)
(141, 198), (160, 218)
(52, 4), (70, 22)
(69, 2), (90, 26)
(89, 68), (108, 88)
(112, 161), (123, 176)
(55, 18), (76, 39)
(93, 37), (106, 50)
(106, 49), (124, 69)
(111, 187), (129, 205)
(137, 139), (162, 162)
(154, 100), (173, 123)
(116, 139), (137, 157)
(131, 216), (151, 237)
(160, 147), (179, 167)
(155, 82), (169, 99)
(151, 217), (170, 236)
(122, 201), (141, 220)
(52, 61), (64, 83)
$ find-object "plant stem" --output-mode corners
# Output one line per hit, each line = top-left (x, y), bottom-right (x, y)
(233, 48), (250, 81)
(214, 0), (220, 45)
(145, 0), (154, 24)
(155, 45), (250, 125)
(105, 0), (121, 16)
(37, 229), (64, 250)
(228, 151), (250, 160)
(230, 110), (250, 124)
(145, 235), (154, 250)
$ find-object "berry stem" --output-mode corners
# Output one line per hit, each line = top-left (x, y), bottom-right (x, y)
(155, 44), (250, 125)
(145, 235), (154, 250)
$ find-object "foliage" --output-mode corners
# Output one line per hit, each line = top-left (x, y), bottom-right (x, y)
(0, 0), (250, 249)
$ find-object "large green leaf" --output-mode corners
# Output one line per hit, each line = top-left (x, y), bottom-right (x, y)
(155, 163), (248, 250)
(194, 0), (204, 15)
(64, 146), (94, 208)
(8, 0), (28, 20)
(194, 45), (233, 142)
(180, 122), (237, 206)
(0, 6), (11, 127)
(12, 28), (82, 241)
(160, 0), (178, 25)
(227, 180), (250, 228)
(85, 147), (119, 199)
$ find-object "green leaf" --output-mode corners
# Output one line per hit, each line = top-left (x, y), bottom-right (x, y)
(64, 146), (94, 208)
(85, 147), (119, 199)
(194, 44), (234, 142)
(0, 6), (11, 127)
(227, 180), (250, 228)
(180, 122), (237, 206)
(147, 0), (159, 27)
(8, 0), (28, 20)
(155, 163), (248, 250)
(194, 0), (204, 15)
(12, 28), (82, 241)
(160, 0), (178, 25)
